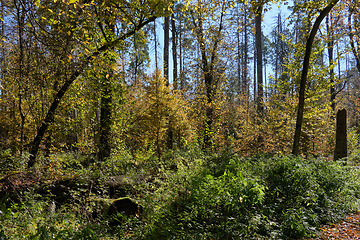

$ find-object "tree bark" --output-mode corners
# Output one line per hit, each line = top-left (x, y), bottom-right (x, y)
(98, 62), (113, 161)
(236, 2), (241, 95)
(163, 15), (173, 150)
(98, 15), (115, 161)
(27, 16), (157, 168)
(15, 0), (26, 155)
(154, 20), (158, 73)
(348, 6), (360, 74)
(253, 34), (257, 102)
(255, 4), (264, 114)
(0, 0), (5, 109)
(163, 16), (170, 84)
(243, 4), (248, 99)
(292, 0), (339, 156)
(179, 15), (185, 91)
(326, 15), (335, 112)
(334, 109), (347, 161)
(171, 14), (177, 90)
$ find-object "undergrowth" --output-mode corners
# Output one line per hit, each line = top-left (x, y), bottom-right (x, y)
(0, 148), (359, 239)
(142, 154), (360, 239)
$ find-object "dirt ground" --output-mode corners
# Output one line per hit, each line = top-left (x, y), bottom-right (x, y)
(309, 212), (360, 240)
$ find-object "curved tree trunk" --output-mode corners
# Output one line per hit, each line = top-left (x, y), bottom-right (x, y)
(292, 0), (339, 156)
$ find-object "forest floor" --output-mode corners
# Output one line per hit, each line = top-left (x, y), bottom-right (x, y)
(309, 211), (360, 239)
(1, 152), (360, 239)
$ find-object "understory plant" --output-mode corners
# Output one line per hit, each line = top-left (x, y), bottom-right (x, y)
(142, 154), (360, 239)
(0, 149), (359, 239)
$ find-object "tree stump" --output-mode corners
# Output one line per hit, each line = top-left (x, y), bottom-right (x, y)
(334, 109), (347, 161)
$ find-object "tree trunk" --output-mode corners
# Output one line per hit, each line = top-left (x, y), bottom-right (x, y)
(243, 4), (248, 99)
(133, 34), (139, 84)
(348, 6), (360, 74)
(255, 4), (264, 114)
(334, 109), (347, 161)
(171, 14), (178, 90)
(98, 67), (113, 161)
(98, 18), (115, 162)
(179, 15), (184, 91)
(292, 0), (339, 156)
(0, 0), (5, 114)
(163, 15), (173, 150)
(326, 15), (335, 112)
(154, 20), (158, 72)
(163, 16), (170, 83)
(253, 34), (257, 102)
(15, 0), (26, 155)
(236, 2), (241, 95)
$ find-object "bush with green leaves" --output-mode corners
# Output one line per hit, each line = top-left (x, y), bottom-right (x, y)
(0, 149), (29, 172)
(141, 154), (360, 240)
(0, 149), (359, 240)
(145, 169), (266, 239)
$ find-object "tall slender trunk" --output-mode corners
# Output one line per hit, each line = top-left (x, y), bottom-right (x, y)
(255, 4), (264, 114)
(154, 20), (158, 73)
(179, 16), (184, 90)
(164, 16), (170, 84)
(0, 0), (5, 89)
(253, 34), (257, 102)
(264, 59), (266, 99)
(171, 14), (178, 90)
(348, 6), (360, 74)
(275, 15), (279, 83)
(15, 0), (26, 155)
(163, 15), (173, 150)
(133, 34), (139, 84)
(243, 4), (248, 100)
(236, 2), (241, 95)
(326, 15), (335, 111)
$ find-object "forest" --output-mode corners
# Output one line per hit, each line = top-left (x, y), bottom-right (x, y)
(0, 0), (360, 239)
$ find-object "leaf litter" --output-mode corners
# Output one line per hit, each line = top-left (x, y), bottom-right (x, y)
(309, 211), (360, 240)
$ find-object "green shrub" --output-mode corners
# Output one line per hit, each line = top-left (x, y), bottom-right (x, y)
(1, 149), (359, 240)
(141, 154), (360, 240)
(146, 170), (266, 239)
(0, 149), (29, 172)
